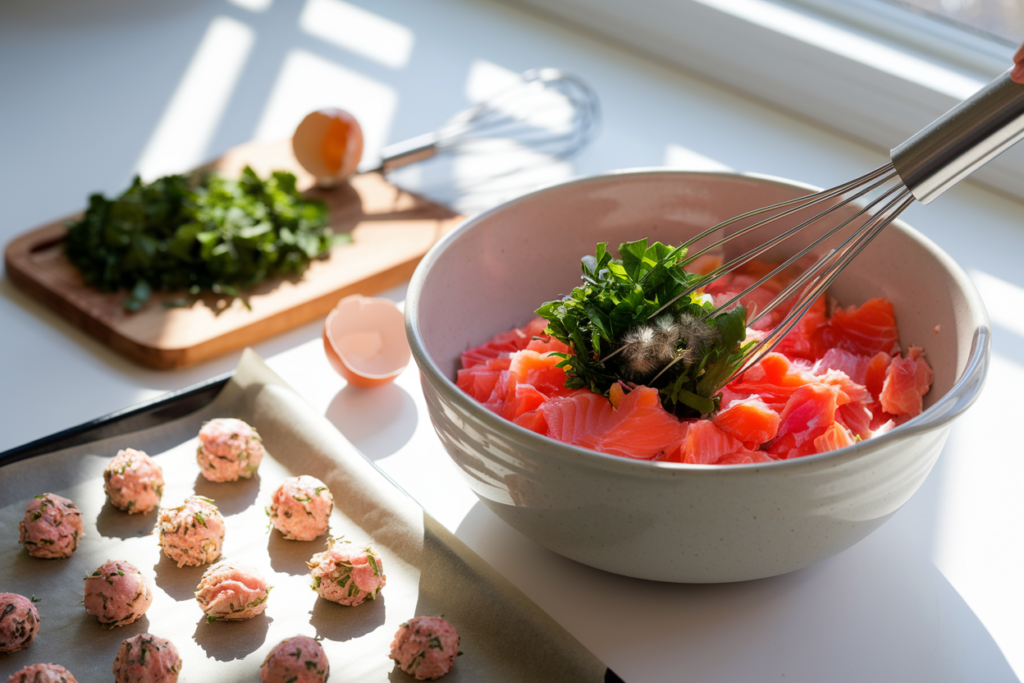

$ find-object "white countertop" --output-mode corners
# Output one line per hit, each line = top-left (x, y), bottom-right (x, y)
(3, 1), (1023, 681)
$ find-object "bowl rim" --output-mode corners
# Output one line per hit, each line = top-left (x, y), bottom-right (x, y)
(405, 168), (991, 477)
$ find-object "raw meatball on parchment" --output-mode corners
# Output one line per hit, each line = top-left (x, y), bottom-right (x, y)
(267, 476), (333, 541)
(83, 560), (153, 628)
(112, 633), (182, 683)
(260, 635), (329, 683)
(0, 593), (40, 653)
(196, 418), (265, 482)
(157, 496), (225, 568)
(307, 538), (385, 606)
(103, 448), (164, 514)
(18, 493), (83, 559)
(195, 561), (271, 621)
(6, 663), (79, 683)
(390, 616), (460, 680)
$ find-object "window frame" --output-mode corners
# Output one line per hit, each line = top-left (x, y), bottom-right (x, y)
(503, 0), (1024, 201)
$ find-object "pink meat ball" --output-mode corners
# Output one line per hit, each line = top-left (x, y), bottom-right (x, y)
(157, 497), (225, 568)
(112, 633), (182, 683)
(259, 635), (329, 683)
(196, 418), (265, 482)
(103, 448), (165, 514)
(195, 561), (271, 621)
(267, 476), (333, 541)
(307, 539), (385, 606)
(18, 493), (84, 559)
(6, 664), (78, 683)
(0, 593), (40, 653)
(389, 616), (460, 680)
(84, 560), (153, 628)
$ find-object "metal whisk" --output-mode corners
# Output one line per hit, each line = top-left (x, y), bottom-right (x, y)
(670, 66), (1024, 388)
(372, 67), (600, 177)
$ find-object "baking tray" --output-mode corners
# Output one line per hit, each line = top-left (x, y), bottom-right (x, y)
(0, 351), (623, 682)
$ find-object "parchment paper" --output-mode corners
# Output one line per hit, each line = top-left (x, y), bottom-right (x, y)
(0, 349), (607, 682)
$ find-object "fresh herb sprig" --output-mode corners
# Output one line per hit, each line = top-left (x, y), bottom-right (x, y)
(64, 166), (349, 311)
(535, 239), (750, 416)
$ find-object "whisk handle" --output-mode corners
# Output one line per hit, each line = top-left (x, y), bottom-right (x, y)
(378, 132), (441, 174)
(891, 69), (1024, 204)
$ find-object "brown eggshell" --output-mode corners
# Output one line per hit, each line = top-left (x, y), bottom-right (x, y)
(292, 109), (364, 184)
(323, 295), (410, 388)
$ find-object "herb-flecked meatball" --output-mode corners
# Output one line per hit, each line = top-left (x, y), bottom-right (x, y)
(196, 418), (265, 482)
(18, 493), (83, 559)
(112, 633), (182, 683)
(0, 593), (40, 652)
(389, 616), (460, 680)
(157, 496), (225, 568)
(103, 448), (164, 514)
(83, 560), (153, 628)
(267, 476), (333, 541)
(195, 561), (271, 622)
(307, 538), (385, 606)
(259, 635), (329, 683)
(6, 663), (79, 683)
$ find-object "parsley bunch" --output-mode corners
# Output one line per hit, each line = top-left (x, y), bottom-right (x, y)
(64, 166), (347, 310)
(535, 239), (750, 416)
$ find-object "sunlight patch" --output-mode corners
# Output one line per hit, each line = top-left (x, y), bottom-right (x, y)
(135, 16), (255, 180)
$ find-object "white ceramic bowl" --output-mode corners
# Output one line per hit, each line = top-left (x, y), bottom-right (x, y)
(405, 170), (990, 583)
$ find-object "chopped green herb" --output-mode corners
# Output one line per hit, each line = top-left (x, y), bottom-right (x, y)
(535, 239), (750, 416)
(64, 167), (348, 311)
(243, 588), (271, 611)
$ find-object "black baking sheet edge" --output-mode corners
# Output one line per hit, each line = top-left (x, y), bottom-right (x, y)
(0, 372), (628, 683)
(0, 371), (232, 468)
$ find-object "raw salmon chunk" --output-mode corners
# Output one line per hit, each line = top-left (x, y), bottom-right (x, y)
(712, 397), (780, 449)
(460, 318), (553, 368)
(827, 297), (901, 357)
(681, 420), (767, 465)
(880, 346), (933, 418)
(814, 422), (858, 452)
(767, 383), (842, 459)
(541, 387), (687, 460)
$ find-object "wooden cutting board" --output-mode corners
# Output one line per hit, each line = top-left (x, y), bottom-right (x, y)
(4, 139), (464, 369)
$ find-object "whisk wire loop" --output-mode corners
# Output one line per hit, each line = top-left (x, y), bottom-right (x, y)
(379, 68), (601, 179)
(647, 165), (901, 321)
(723, 178), (915, 385)
(744, 170), (909, 327)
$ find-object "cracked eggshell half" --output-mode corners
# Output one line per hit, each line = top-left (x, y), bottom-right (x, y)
(323, 295), (410, 388)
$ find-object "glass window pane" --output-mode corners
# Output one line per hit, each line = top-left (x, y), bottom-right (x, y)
(880, 0), (1023, 45)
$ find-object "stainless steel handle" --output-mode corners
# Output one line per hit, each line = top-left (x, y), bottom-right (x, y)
(376, 132), (441, 174)
(891, 69), (1024, 204)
